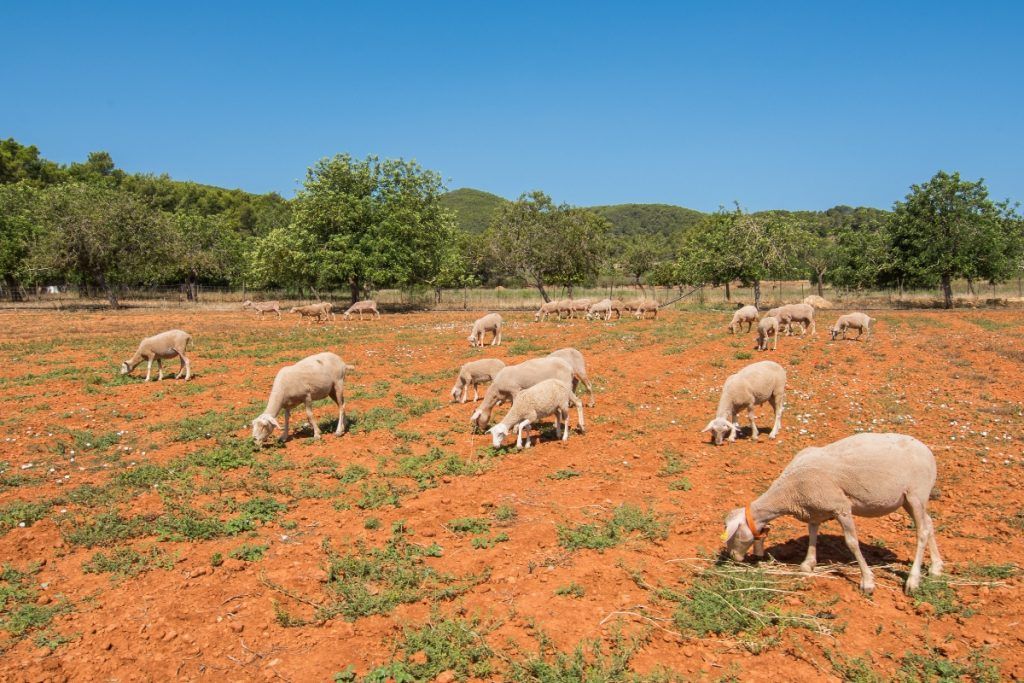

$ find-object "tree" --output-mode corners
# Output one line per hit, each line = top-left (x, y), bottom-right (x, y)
(889, 171), (1021, 308)
(486, 192), (608, 301)
(171, 212), (245, 300)
(620, 235), (668, 292)
(31, 184), (172, 307)
(0, 182), (42, 300)
(246, 225), (319, 294)
(288, 154), (456, 302)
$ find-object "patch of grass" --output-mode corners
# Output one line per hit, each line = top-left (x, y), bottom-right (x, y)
(82, 546), (176, 578)
(230, 543), (269, 562)
(959, 563), (1017, 580)
(557, 504), (667, 551)
(389, 447), (483, 490)
(668, 478), (692, 491)
(185, 440), (255, 470)
(734, 351), (753, 360)
(897, 647), (1001, 682)
(171, 410), (236, 442)
(350, 380), (391, 401)
(355, 481), (403, 510)
(506, 631), (654, 683)
(548, 468), (582, 480)
(63, 511), (151, 548)
(405, 369), (450, 385)
(0, 563), (72, 652)
(911, 577), (963, 616)
(363, 517), (381, 530)
(350, 407), (405, 434)
(554, 582), (585, 598)
(493, 504), (517, 525)
(448, 517), (491, 535)
(71, 429), (121, 452)
(0, 500), (52, 536)
(358, 616), (496, 682)
(824, 649), (885, 683)
(471, 533), (509, 549)
(509, 339), (544, 355)
(393, 393), (443, 417)
(658, 448), (688, 477)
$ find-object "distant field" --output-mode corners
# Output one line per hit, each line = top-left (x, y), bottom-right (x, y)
(0, 308), (1022, 680)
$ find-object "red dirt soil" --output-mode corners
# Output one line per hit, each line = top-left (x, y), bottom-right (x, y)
(0, 308), (1022, 681)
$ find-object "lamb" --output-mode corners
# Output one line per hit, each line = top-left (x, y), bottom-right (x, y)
(470, 356), (575, 431)
(290, 302), (335, 323)
(586, 298), (623, 321)
(242, 300), (282, 319)
(488, 379), (585, 449)
(830, 312), (875, 341)
(120, 329), (193, 382)
(702, 360), (786, 445)
(634, 300), (658, 319)
(450, 358), (507, 403)
(728, 305), (759, 334)
(343, 299), (380, 320)
(251, 352), (354, 445)
(547, 347), (596, 407)
(467, 313), (503, 346)
(756, 316), (780, 351)
(721, 432), (943, 595)
(534, 300), (562, 322)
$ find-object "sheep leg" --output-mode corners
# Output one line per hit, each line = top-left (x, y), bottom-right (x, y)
(578, 374), (595, 408)
(800, 523), (819, 573)
(902, 495), (935, 593)
(178, 350), (191, 380)
(748, 406), (759, 441)
(157, 359), (164, 381)
(460, 385), (468, 403)
(768, 393), (784, 439)
(144, 358), (153, 382)
(837, 513), (875, 594)
(280, 409), (290, 442)
(472, 384), (479, 402)
(554, 411), (563, 440)
(333, 382), (347, 435)
(574, 396), (585, 433)
(927, 514), (944, 577)
(494, 328), (501, 346)
(304, 397), (321, 440)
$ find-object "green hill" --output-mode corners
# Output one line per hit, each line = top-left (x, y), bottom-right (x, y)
(440, 188), (508, 233)
(589, 203), (704, 239)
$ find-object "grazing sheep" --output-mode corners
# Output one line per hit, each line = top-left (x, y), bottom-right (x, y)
(772, 303), (816, 336)
(251, 352), (354, 445)
(488, 379), (585, 448)
(830, 312), (875, 341)
(450, 358), (507, 403)
(634, 300), (658, 319)
(702, 360), (786, 445)
(290, 302), (335, 323)
(729, 305), (759, 334)
(756, 316), (780, 351)
(803, 294), (832, 309)
(586, 298), (623, 321)
(120, 329), (193, 382)
(621, 298), (645, 313)
(470, 356), (575, 431)
(568, 298), (594, 319)
(534, 300), (562, 322)
(722, 432), (943, 595)
(343, 299), (380, 320)
(468, 313), (503, 346)
(242, 300), (282, 319)
(547, 347), (596, 407)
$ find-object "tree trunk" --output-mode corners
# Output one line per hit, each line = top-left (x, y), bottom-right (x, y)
(753, 280), (761, 309)
(724, 281), (731, 302)
(941, 274), (953, 309)
(816, 269), (825, 297)
(3, 275), (23, 302)
(533, 280), (550, 302)
(350, 280), (361, 305)
(966, 278), (975, 296)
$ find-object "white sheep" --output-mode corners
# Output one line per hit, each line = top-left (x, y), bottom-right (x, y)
(488, 379), (585, 448)
(830, 312), (875, 341)
(756, 316), (780, 351)
(242, 300), (282, 319)
(567, 298), (594, 319)
(728, 305), (759, 334)
(120, 329), (193, 382)
(290, 302), (335, 323)
(251, 352), (354, 445)
(587, 298), (624, 321)
(534, 300), (562, 322)
(547, 347), (595, 407)
(702, 360), (786, 445)
(450, 358), (507, 403)
(633, 300), (658, 319)
(343, 299), (380, 320)
(470, 356), (575, 431)
(468, 313), (503, 346)
(722, 432), (943, 594)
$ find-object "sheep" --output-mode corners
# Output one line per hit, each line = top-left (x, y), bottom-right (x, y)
(621, 298), (645, 313)
(534, 300), (562, 322)
(547, 347), (596, 407)
(290, 302), (335, 323)
(756, 316), (780, 351)
(242, 300), (282, 319)
(343, 299), (380, 320)
(585, 298), (624, 321)
(830, 312), (875, 341)
(702, 360), (786, 445)
(450, 358), (507, 403)
(721, 432), (943, 595)
(251, 352), (354, 445)
(634, 300), (658, 319)
(467, 313), (503, 346)
(488, 379), (585, 449)
(728, 305), (759, 334)
(568, 298), (594, 319)
(771, 303), (816, 336)
(120, 329), (193, 382)
(470, 356), (575, 431)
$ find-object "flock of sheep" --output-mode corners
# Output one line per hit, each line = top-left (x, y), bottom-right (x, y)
(115, 296), (941, 596)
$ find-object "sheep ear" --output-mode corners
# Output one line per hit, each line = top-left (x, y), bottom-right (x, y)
(723, 514), (744, 543)
(701, 421), (715, 433)
(267, 416), (281, 429)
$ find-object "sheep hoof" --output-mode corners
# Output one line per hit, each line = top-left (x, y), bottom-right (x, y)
(861, 580), (876, 595)
(903, 576), (921, 594)
(799, 562), (814, 574)
(929, 563), (944, 577)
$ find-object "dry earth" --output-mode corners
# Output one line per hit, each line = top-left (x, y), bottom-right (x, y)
(0, 308), (1022, 682)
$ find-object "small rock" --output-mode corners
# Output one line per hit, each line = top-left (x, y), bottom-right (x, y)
(434, 671), (456, 683)
(229, 622), (244, 633)
(161, 629), (178, 642)
(410, 651), (429, 666)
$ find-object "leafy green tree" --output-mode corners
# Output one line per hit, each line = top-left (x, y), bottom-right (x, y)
(889, 171), (1021, 307)
(32, 184), (172, 308)
(0, 138), (65, 186)
(171, 213), (245, 300)
(620, 235), (669, 292)
(286, 154), (456, 302)
(486, 192), (608, 301)
(246, 225), (319, 294)
(0, 182), (42, 300)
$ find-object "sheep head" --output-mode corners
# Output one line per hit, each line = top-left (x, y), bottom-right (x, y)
(488, 423), (510, 448)
(701, 418), (738, 445)
(119, 361), (134, 376)
(722, 508), (755, 561)
(251, 414), (281, 445)
(470, 407), (489, 432)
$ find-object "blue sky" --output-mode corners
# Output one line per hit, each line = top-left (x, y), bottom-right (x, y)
(3, 1), (1022, 211)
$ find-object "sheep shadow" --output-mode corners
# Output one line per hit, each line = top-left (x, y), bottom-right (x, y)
(717, 534), (902, 581)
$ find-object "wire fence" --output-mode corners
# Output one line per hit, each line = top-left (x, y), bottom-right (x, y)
(2, 279), (1023, 312)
